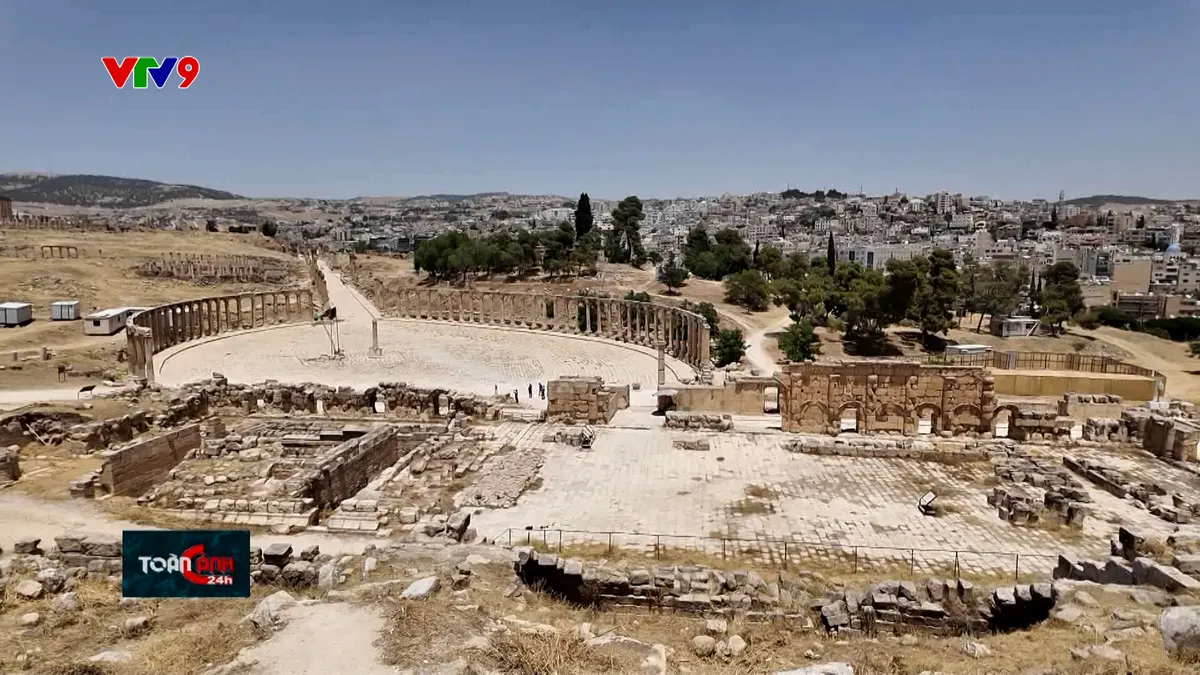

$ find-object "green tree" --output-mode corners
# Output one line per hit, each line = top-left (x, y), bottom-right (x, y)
(826, 232), (836, 271)
(574, 193), (593, 240)
(754, 244), (785, 280)
(658, 252), (688, 293)
(973, 261), (1027, 331)
(260, 221), (278, 237)
(915, 249), (961, 342)
(681, 227), (753, 280)
(712, 328), (747, 368)
(681, 300), (720, 332)
(777, 320), (821, 362)
(604, 196), (646, 265)
(1038, 262), (1084, 335)
(832, 262), (892, 349)
(724, 269), (771, 311)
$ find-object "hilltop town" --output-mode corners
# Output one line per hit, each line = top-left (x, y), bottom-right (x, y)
(2, 176), (1200, 675)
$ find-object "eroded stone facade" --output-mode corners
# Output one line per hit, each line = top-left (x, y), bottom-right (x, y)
(777, 360), (997, 435)
(547, 376), (630, 424)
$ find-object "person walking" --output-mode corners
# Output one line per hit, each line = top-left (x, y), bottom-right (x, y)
(528, 383), (533, 399)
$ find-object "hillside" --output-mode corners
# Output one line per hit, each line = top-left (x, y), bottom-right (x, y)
(0, 173), (241, 208)
(1060, 194), (1178, 207)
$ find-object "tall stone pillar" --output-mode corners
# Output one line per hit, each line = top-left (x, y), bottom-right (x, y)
(143, 337), (156, 384)
(370, 318), (381, 356)
(584, 298), (592, 333)
(656, 340), (667, 387)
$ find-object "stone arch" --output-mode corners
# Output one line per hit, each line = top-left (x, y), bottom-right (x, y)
(990, 404), (1019, 438)
(835, 401), (863, 433)
(950, 404), (985, 433)
(794, 401), (829, 433)
(912, 403), (942, 435)
(873, 402), (909, 434)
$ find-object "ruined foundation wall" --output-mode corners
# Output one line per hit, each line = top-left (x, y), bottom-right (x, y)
(297, 426), (404, 509)
(100, 424), (201, 497)
(672, 376), (778, 414)
(1143, 415), (1200, 462)
(777, 360), (996, 435)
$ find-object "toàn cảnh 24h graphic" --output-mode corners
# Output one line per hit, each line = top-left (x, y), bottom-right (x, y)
(102, 56), (200, 89)
(121, 530), (250, 598)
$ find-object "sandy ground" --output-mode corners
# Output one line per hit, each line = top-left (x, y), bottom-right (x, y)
(0, 229), (301, 355)
(0, 384), (121, 411)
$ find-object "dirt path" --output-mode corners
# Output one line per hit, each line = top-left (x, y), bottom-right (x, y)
(240, 603), (394, 675)
(744, 312), (792, 375)
(0, 385), (121, 411)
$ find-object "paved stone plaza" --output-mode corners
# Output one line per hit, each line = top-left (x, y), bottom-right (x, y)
(154, 265), (688, 401)
(469, 420), (1200, 576)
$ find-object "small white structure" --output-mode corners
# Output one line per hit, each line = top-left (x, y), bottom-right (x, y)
(989, 315), (1040, 338)
(83, 307), (146, 336)
(50, 300), (80, 321)
(0, 302), (33, 327)
(945, 344), (992, 356)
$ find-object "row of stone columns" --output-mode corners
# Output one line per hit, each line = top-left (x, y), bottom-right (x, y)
(126, 289), (314, 382)
(392, 289), (711, 372)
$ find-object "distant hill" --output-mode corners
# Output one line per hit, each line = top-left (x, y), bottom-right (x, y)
(1060, 194), (1179, 207)
(0, 173), (241, 208)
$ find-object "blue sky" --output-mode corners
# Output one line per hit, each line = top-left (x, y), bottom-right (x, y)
(1, 0), (1197, 200)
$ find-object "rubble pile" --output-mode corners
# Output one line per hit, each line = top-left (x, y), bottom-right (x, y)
(1064, 456), (1198, 524)
(664, 411), (733, 431)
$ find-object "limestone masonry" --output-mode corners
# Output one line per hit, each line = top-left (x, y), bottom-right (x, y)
(777, 360), (996, 435)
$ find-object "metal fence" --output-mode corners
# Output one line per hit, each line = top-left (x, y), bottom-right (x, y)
(502, 528), (1061, 582)
(929, 350), (1162, 381)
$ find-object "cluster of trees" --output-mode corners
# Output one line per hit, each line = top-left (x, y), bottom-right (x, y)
(413, 225), (600, 281)
(411, 193), (653, 281)
(717, 238), (966, 355)
(780, 188), (847, 201)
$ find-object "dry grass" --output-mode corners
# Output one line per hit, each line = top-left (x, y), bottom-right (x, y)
(487, 632), (640, 674)
(0, 574), (261, 675)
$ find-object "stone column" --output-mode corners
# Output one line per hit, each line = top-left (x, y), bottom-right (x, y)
(143, 337), (155, 384)
(370, 318), (381, 356)
(584, 298), (592, 333)
(656, 340), (667, 387)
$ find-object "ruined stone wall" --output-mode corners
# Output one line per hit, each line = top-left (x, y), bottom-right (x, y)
(1143, 415), (1200, 462)
(125, 286), (317, 382)
(135, 254), (292, 284)
(547, 376), (630, 424)
(295, 426), (403, 510)
(0, 446), (19, 483)
(777, 360), (996, 435)
(381, 288), (711, 374)
(664, 411), (733, 431)
(1057, 394), (1125, 422)
(671, 376), (778, 415)
(174, 377), (490, 420)
(99, 424), (201, 497)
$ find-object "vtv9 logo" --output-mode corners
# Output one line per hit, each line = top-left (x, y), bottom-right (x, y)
(102, 56), (200, 89)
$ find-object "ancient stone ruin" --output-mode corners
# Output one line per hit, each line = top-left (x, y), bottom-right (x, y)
(776, 360), (997, 435)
